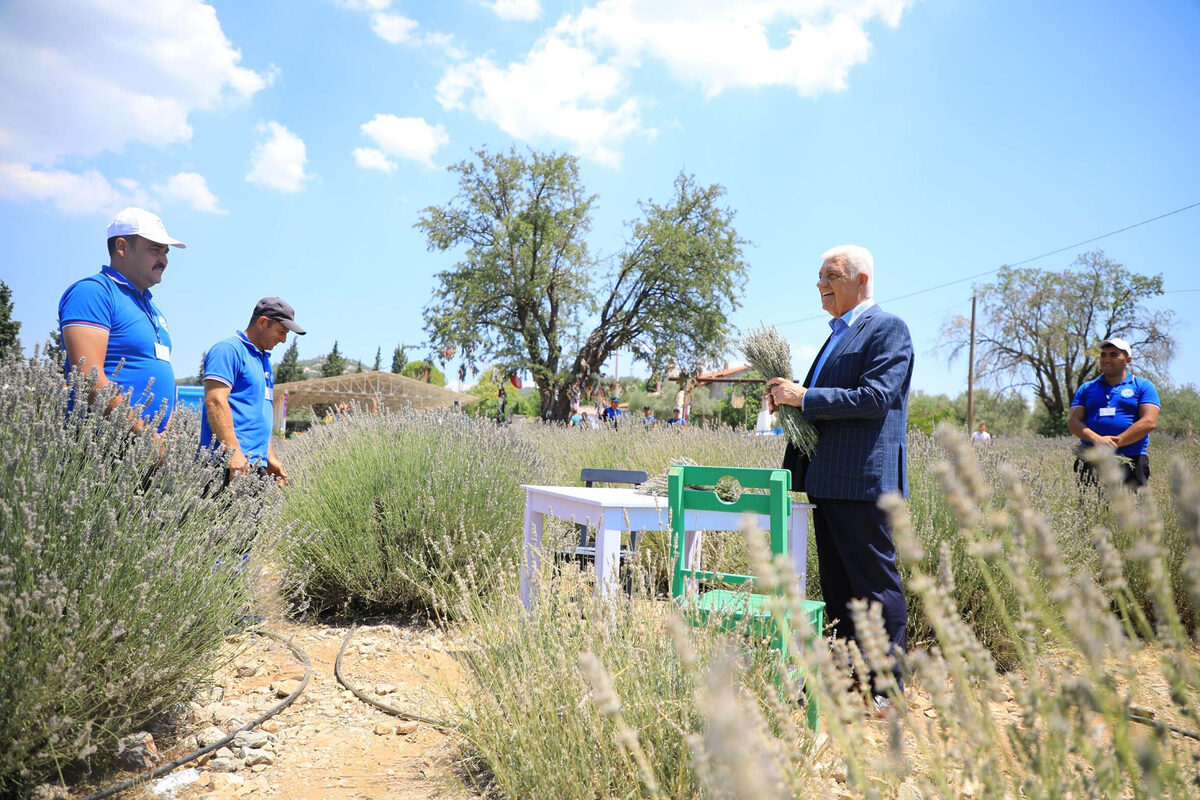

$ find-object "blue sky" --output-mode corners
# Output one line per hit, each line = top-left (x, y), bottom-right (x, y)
(3, 0), (1198, 397)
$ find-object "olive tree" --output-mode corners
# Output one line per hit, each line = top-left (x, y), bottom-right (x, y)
(418, 147), (749, 419)
(941, 251), (1173, 434)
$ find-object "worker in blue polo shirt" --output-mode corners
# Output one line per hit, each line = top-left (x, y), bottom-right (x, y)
(58, 207), (185, 433)
(201, 297), (306, 486)
(1068, 337), (1160, 488)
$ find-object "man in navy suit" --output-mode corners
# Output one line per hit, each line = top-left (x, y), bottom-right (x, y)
(767, 244), (913, 703)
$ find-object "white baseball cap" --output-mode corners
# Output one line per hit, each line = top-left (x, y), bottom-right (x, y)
(1099, 337), (1132, 357)
(106, 207), (187, 248)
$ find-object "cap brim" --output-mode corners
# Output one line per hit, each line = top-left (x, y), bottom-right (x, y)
(139, 233), (187, 249)
(280, 319), (306, 335)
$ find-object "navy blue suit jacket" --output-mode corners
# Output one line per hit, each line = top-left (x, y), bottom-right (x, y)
(783, 305), (913, 501)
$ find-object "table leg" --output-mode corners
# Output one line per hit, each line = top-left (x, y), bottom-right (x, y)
(789, 505), (809, 598)
(520, 505), (545, 610)
(594, 526), (622, 599)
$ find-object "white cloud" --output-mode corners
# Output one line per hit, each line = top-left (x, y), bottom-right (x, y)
(331, 0), (392, 10)
(0, 0), (275, 166)
(154, 172), (227, 214)
(349, 9), (463, 56)
(566, 0), (912, 97)
(356, 114), (449, 170)
(437, 36), (642, 164)
(246, 122), (311, 193)
(0, 162), (146, 215)
(488, 0), (543, 21)
(437, 0), (909, 162)
(370, 12), (419, 43)
(353, 147), (397, 173)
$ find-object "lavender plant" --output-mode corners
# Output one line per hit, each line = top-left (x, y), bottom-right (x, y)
(0, 349), (276, 795)
(277, 410), (549, 615)
(740, 325), (819, 455)
(439, 424), (1200, 799)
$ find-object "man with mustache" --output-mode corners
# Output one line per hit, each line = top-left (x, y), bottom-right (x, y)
(58, 207), (186, 433)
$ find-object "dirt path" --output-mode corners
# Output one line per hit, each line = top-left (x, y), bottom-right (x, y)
(148, 618), (474, 800)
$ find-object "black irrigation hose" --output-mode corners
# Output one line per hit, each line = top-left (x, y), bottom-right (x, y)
(79, 629), (312, 800)
(1128, 712), (1200, 743)
(334, 626), (450, 731)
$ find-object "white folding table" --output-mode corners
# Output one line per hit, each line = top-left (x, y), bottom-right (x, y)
(519, 484), (814, 608)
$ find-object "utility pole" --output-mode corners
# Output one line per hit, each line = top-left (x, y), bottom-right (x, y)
(966, 293), (977, 434)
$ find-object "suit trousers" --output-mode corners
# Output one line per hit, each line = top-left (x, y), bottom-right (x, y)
(810, 496), (907, 690)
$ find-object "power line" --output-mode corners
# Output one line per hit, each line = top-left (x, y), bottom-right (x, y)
(774, 201), (1200, 327)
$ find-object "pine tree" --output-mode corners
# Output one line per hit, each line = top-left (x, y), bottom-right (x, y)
(355, 360), (363, 373)
(276, 340), (303, 383)
(198, 350), (207, 381)
(45, 328), (64, 363)
(0, 281), (21, 354)
(372, 347), (382, 371)
(391, 344), (408, 374)
(322, 341), (346, 377)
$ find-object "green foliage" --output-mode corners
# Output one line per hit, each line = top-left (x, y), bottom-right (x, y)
(418, 147), (749, 419)
(942, 251), (1174, 422)
(390, 344), (409, 374)
(0, 351), (275, 794)
(45, 328), (64, 364)
(1156, 381), (1200, 436)
(278, 412), (547, 615)
(401, 359), (446, 386)
(1033, 405), (1071, 437)
(321, 341), (346, 377)
(275, 340), (303, 384)
(907, 390), (958, 435)
(0, 280), (20, 353)
(372, 347), (382, 371)
(957, 387), (1032, 436)
(715, 384), (765, 430)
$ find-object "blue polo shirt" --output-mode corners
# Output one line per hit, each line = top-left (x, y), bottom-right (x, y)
(58, 265), (176, 432)
(1071, 373), (1160, 457)
(200, 331), (274, 463)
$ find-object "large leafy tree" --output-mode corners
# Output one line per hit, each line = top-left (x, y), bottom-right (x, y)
(418, 147), (750, 419)
(0, 281), (20, 354)
(275, 340), (303, 384)
(942, 251), (1173, 433)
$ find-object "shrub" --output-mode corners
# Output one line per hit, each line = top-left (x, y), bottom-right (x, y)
(278, 411), (548, 615)
(0, 352), (273, 794)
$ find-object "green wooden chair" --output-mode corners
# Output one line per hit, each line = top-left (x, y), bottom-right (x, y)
(668, 464), (824, 730)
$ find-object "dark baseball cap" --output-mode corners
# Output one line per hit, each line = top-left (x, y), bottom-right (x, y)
(253, 297), (306, 334)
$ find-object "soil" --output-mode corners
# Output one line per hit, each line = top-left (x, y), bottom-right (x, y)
(62, 559), (477, 800)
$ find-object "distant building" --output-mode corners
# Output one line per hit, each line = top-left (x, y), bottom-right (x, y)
(696, 363), (752, 402)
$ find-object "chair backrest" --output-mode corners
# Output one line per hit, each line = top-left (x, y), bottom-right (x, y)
(580, 467), (648, 488)
(573, 468), (650, 549)
(668, 465), (791, 599)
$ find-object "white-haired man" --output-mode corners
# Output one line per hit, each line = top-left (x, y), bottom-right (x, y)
(767, 244), (913, 711)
